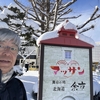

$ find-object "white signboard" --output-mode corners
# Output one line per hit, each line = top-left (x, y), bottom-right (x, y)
(42, 45), (91, 100)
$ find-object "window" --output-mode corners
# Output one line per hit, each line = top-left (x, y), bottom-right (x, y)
(65, 50), (72, 59)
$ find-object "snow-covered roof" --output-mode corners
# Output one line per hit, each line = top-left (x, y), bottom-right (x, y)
(37, 20), (95, 46)
(54, 20), (77, 30)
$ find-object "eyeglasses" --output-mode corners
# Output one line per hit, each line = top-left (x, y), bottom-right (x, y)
(0, 44), (18, 53)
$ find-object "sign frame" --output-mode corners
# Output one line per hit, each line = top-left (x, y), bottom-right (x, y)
(38, 43), (93, 100)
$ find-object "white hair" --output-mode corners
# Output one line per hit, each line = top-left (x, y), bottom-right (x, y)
(0, 28), (21, 48)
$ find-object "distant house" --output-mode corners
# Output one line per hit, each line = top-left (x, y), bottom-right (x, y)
(92, 42), (100, 68)
(17, 45), (37, 66)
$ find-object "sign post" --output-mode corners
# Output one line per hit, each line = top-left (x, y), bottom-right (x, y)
(38, 21), (94, 100)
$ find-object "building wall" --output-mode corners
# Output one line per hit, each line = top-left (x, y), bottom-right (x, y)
(41, 45), (91, 100)
(92, 46), (100, 63)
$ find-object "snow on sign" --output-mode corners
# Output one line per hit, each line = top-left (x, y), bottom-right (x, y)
(37, 20), (94, 100)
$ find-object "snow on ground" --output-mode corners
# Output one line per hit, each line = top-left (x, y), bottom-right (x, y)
(16, 70), (100, 100)
(17, 71), (39, 100)
(93, 71), (100, 96)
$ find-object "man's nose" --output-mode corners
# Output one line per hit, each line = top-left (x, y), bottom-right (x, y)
(2, 47), (11, 55)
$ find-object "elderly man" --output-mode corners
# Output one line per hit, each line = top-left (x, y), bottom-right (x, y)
(0, 28), (27, 100)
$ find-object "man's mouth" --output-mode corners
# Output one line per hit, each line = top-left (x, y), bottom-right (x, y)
(0, 60), (10, 63)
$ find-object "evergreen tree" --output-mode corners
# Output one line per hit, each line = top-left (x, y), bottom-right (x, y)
(0, 0), (100, 45)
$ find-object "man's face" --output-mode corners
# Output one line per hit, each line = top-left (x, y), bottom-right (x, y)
(0, 40), (18, 74)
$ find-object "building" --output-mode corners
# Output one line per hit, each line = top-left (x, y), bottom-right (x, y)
(92, 42), (100, 68)
(17, 46), (37, 66)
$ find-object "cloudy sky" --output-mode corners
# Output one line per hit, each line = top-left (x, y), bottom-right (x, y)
(0, 0), (100, 42)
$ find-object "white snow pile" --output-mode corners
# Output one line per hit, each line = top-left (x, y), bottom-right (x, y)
(13, 65), (26, 75)
(24, 19), (39, 30)
(18, 71), (39, 100)
(54, 20), (77, 30)
(0, 21), (8, 28)
(8, 3), (24, 13)
(36, 30), (58, 46)
(37, 20), (95, 46)
(2, 8), (17, 16)
(93, 71), (100, 95)
(33, 81), (39, 93)
(0, 2), (40, 31)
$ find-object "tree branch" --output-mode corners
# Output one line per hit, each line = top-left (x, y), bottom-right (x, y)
(52, 0), (59, 30)
(57, 9), (72, 19)
(59, 0), (77, 12)
(14, 0), (46, 24)
(77, 6), (99, 29)
(79, 25), (94, 34)
(30, 0), (40, 20)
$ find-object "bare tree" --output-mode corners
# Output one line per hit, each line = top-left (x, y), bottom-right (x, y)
(14, 0), (100, 34)
(19, 46), (35, 67)
(0, 0), (100, 45)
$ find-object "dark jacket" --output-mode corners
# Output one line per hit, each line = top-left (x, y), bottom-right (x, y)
(0, 71), (27, 100)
